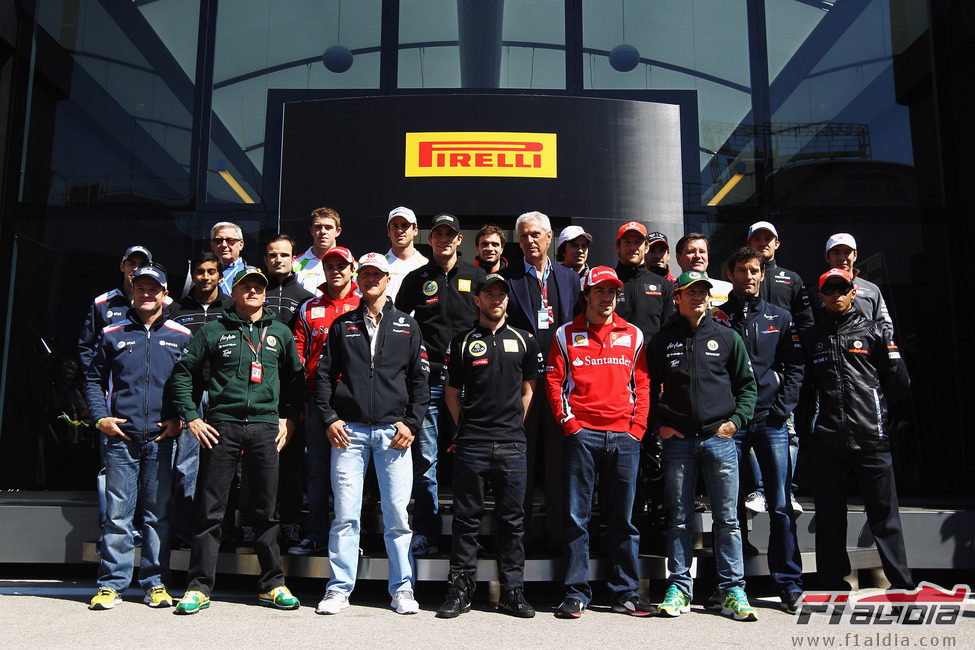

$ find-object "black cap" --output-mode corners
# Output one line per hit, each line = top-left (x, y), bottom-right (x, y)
(477, 273), (509, 293)
(646, 231), (668, 248)
(431, 213), (460, 233)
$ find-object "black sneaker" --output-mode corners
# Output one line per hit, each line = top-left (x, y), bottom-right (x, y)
(498, 588), (535, 618)
(705, 588), (723, 611)
(611, 594), (655, 617)
(782, 590), (803, 614)
(555, 597), (585, 619)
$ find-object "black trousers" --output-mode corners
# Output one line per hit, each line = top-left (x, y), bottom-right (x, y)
(451, 440), (527, 590)
(808, 441), (913, 590)
(187, 421), (284, 594)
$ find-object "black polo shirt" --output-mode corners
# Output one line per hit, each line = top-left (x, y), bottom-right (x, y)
(443, 321), (543, 442)
(396, 257), (485, 382)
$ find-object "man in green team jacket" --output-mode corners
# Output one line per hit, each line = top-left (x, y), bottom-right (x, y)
(169, 266), (304, 615)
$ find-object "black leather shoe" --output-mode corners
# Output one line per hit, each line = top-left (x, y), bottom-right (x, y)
(436, 572), (474, 618)
(556, 597), (585, 619)
(498, 588), (535, 618)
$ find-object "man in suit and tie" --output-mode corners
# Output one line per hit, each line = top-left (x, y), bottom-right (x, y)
(501, 210), (581, 553)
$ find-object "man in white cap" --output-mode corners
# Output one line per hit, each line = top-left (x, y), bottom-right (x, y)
(294, 207), (342, 295)
(385, 206), (429, 300)
(824, 233), (894, 336)
(747, 221), (814, 331)
(556, 225), (592, 282)
(314, 252), (429, 616)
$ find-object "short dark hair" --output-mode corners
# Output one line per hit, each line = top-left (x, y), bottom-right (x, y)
(675, 233), (709, 256)
(475, 224), (506, 248)
(726, 246), (763, 275)
(266, 233), (297, 255)
(191, 251), (223, 273)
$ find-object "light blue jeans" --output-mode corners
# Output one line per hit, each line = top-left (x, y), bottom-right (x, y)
(327, 422), (414, 596)
(98, 435), (174, 592)
(662, 433), (744, 599)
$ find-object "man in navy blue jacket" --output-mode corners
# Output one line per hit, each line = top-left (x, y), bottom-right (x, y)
(84, 264), (191, 611)
(715, 247), (804, 613)
(501, 211), (581, 552)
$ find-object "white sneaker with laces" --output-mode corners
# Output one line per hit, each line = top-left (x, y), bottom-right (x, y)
(744, 491), (767, 514)
(316, 591), (349, 615)
(391, 590), (419, 614)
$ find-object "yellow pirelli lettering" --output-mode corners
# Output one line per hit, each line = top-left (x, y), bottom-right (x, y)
(405, 132), (557, 178)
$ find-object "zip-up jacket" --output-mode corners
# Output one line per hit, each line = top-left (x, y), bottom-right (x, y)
(395, 257), (484, 384)
(799, 308), (909, 453)
(315, 300), (430, 434)
(292, 283), (361, 393)
(264, 273), (314, 328)
(760, 258), (815, 331)
(79, 287), (173, 373)
(170, 292), (234, 334)
(614, 262), (675, 342)
(546, 313), (650, 439)
(648, 313), (757, 437)
(170, 308), (304, 424)
(812, 269), (895, 337)
(714, 294), (803, 424)
(84, 308), (192, 442)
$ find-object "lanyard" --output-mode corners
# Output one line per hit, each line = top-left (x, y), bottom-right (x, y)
(241, 324), (268, 362)
(535, 260), (551, 309)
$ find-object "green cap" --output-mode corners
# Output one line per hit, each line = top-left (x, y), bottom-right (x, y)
(674, 270), (713, 292)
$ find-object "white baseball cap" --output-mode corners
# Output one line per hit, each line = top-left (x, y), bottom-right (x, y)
(748, 221), (778, 239)
(558, 225), (593, 248)
(357, 252), (389, 273)
(387, 206), (417, 225)
(825, 233), (857, 253)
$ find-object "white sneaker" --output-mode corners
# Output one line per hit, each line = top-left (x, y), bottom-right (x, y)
(391, 590), (419, 614)
(791, 494), (804, 515)
(744, 491), (767, 514)
(316, 591), (349, 615)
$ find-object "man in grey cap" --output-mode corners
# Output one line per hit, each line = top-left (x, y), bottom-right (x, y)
(556, 225), (592, 281)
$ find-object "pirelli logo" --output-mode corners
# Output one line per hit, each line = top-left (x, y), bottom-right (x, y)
(405, 132), (557, 178)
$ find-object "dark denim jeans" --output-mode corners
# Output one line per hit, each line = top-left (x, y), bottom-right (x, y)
(413, 383), (444, 538)
(451, 440), (527, 589)
(663, 433), (744, 598)
(186, 421), (284, 595)
(563, 428), (641, 605)
(303, 395), (331, 543)
(98, 435), (174, 592)
(734, 418), (802, 596)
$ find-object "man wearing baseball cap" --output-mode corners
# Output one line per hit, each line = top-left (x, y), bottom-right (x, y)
(396, 213), (485, 557)
(384, 206), (429, 300)
(546, 266), (652, 619)
(171, 265), (305, 614)
(556, 225), (592, 282)
(85, 264), (191, 610)
(824, 233), (894, 337)
(289, 246), (361, 557)
(645, 231), (676, 283)
(649, 270), (758, 621)
(294, 207), (342, 295)
(747, 221), (814, 331)
(798, 268), (913, 591)
(315, 253), (429, 616)
(437, 273), (542, 619)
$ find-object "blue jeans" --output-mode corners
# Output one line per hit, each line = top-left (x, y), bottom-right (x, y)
(734, 418), (802, 596)
(328, 422), (414, 596)
(303, 395), (331, 543)
(412, 383), (444, 538)
(563, 428), (641, 605)
(170, 428), (200, 544)
(98, 435), (174, 592)
(662, 433), (744, 598)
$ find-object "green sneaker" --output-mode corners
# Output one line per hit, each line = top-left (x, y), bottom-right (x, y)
(258, 585), (300, 610)
(721, 587), (758, 621)
(657, 584), (690, 617)
(89, 587), (121, 610)
(174, 590), (210, 615)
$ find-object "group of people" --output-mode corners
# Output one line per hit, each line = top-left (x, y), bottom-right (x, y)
(79, 206), (914, 623)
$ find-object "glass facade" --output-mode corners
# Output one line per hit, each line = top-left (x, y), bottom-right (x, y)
(0, 0), (970, 499)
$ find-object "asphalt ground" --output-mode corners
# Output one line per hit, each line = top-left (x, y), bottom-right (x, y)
(1, 568), (973, 649)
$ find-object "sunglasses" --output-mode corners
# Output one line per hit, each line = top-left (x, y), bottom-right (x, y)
(821, 283), (854, 296)
(212, 237), (240, 246)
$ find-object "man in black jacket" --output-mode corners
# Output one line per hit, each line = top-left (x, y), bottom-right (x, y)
(396, 213), (485, 557)
(263, 234), (314, 328)
(715, 247), (804, 612)
(747, 221), (814, 331)
(799, 268), (913, 591)
(315, 252), (430, 616)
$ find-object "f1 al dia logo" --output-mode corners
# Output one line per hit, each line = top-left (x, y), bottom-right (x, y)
(794, 582), (968, 626)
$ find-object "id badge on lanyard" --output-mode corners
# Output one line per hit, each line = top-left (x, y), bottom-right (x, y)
(536, 263), (553, 330)
(242, 326), (268, 384)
